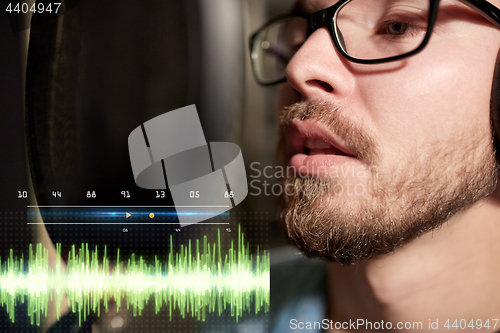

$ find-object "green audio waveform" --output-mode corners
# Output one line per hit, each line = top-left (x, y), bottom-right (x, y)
(0, 226), (269, 326)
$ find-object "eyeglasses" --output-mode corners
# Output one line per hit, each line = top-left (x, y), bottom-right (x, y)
(249, 0), (500, 85)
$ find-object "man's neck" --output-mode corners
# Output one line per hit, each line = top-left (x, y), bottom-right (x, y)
(327, 196), (500, 332)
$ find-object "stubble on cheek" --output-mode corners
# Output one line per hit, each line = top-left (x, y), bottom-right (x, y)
(277, 101), (498, 265)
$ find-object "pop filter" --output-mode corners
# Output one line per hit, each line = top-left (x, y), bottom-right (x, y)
(25, 0), (245, 253)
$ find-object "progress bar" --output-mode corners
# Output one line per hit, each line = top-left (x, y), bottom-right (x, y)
(28, 205), (231, 208)
(27, 222), (230, 225)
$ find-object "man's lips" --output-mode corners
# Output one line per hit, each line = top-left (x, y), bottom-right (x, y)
(285, 119), (358, 174)
(287, 119), (355, 158)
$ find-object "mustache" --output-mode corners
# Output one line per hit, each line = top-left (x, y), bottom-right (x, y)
(278, 101), (379, 166)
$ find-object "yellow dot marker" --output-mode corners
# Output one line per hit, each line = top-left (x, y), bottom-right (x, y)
(149, 213), (155, 218)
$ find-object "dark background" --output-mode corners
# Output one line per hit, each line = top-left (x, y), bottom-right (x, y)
(0, 0), (295, 331)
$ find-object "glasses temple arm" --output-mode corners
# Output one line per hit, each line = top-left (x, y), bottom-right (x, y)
(459, 0), (500, 29)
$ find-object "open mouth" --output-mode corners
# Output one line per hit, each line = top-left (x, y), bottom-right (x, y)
(303, 138), (349, 156)
(287, 120), (355, 158)
(284, 120), (358, 175)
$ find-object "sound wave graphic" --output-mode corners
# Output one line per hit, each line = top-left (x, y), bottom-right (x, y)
(0, 227), (269, 326)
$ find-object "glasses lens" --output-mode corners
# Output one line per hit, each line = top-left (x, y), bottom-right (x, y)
(336, 0), (430, 60)
(251, 16), (307, 84)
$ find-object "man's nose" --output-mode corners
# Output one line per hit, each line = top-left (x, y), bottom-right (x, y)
(285, 27), (354, 101)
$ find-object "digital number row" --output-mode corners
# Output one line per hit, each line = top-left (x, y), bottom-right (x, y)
(17, 190), (234, 199)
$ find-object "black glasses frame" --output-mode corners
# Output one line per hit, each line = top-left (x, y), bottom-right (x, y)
(250, 0), (500, 85)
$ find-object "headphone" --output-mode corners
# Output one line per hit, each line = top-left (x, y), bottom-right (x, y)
(492, 52), (500, 163)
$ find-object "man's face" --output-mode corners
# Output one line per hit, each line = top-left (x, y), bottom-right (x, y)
(277, 0), (500, 264)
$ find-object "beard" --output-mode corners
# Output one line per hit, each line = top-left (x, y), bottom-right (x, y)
(277, 101), (498, 265)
